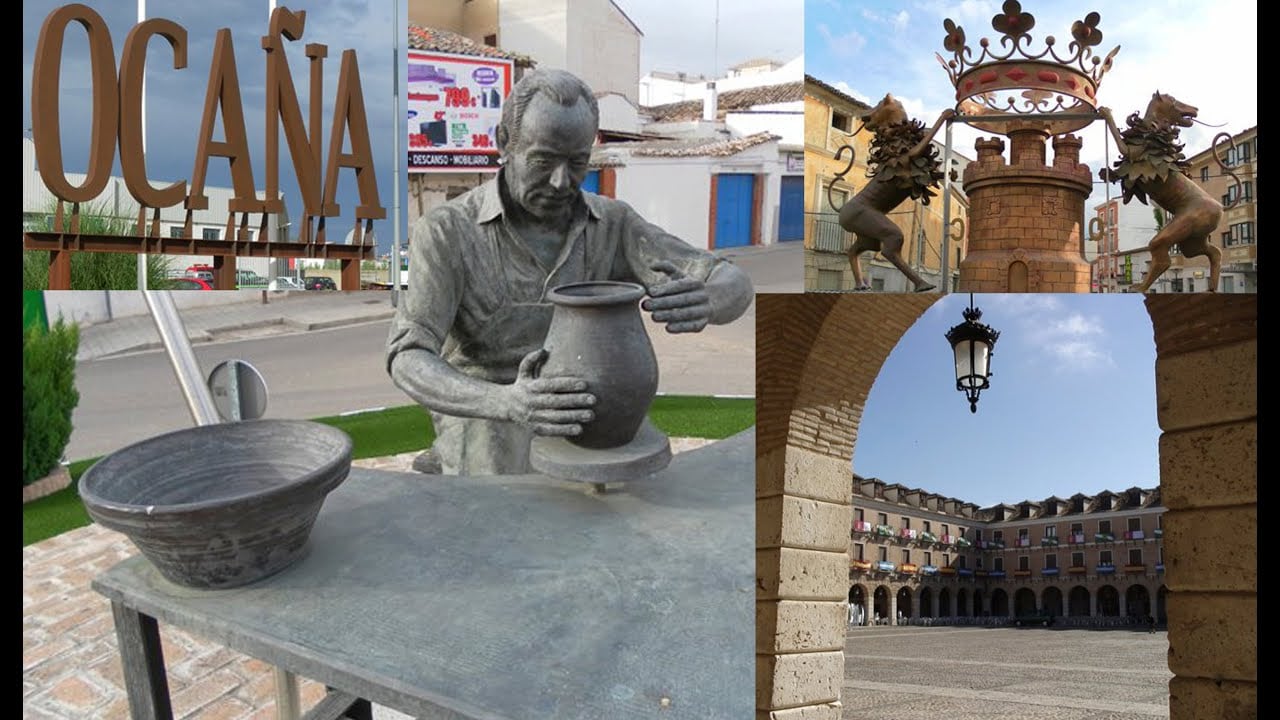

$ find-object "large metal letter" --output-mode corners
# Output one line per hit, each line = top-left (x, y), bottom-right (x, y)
(119, 19), (189, 208)
(31, 3), (118, 203)
(323, 51), (386, 220)
(188, 29), (263, 213)
(262, 8), (323, 215)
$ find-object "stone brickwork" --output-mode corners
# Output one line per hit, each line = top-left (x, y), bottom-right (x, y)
(959, 130), (1092, 292)
(756, 294), (936, 717)
(1146, 295), (1257, 720)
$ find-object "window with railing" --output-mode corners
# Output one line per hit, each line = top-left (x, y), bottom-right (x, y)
(877, 513), (888, 525)
(993, 530), (1003, 541)
(1100, 550), (1113, 565)
(1072, 552), (1084, 567)
(811, 210), (849, 254)
(1099, 520), (1111, 534)
(1018, 556), (1029, 571)
(942, 524), (949, 536)
(902, 549), (911, 564)
(1045, 554), (1058, 569)
(924, 552), (932, 566)
(1129, 549), (1143, 565)
(855, 544), (864, 560)
(958, 555), (966, 569)
(1128, 517), (1141, 531)
(901, 517), (911, 529)
(1044, 525), (1056, 537)
(855, 509), (864, 522)
(943, 553), (951, 567)
(879, 546), (888, 561)
(923, 521), (931, 533)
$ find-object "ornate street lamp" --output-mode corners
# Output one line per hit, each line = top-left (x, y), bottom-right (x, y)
(945, 294), (1000, 413)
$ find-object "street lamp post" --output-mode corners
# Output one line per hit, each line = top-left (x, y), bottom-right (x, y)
(945, 294), (1000, 413)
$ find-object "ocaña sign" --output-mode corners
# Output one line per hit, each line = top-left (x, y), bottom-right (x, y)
(31, 3), (384, 224)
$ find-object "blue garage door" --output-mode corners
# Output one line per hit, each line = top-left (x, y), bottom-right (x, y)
(581, 170), (601, 194)
(778, 176), (804, 241)
(714, 174), (754, 248)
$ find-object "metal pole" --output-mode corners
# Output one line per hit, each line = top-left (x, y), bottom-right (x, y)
(391, 0), (402, 306)
(136, 0), (148, 290)
(142, 292), (219, 426)
(940, 120), (954, 295)
(1103, 125), (1113, 293)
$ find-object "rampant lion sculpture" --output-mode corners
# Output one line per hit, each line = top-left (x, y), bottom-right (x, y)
(829, 94), (955, 292)
(1098, 91), (1242, 293)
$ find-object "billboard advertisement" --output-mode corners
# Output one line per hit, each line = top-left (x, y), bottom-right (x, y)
(407, 50), (513, 173)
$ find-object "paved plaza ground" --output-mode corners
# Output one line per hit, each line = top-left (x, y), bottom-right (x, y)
(842, 625), (1171, 719)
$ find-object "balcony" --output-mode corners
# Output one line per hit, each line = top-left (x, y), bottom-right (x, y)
(1154, 528), (1163, 538)
(1014, 537), (1032, 548)
(1011, 569), (1031, 578)
(899, 563), (919, 575)
(899, 528), (918, 542)
(875, 561), (897, 573)
(1066, 533), (1086, 545)
(1096, 564), (1116, 575)
(873, 524), (896, 538)
(957, 568), (974, 577)
(955, 537), (973, 549)
(1123, 564), (1146, 573)
(1067, 566), (1087, 575)
(1094, 533), (1115, 543)
(921, 565), (939, 576)
(919, 531), (939, 544)
(975, 570), (989, 578)
(1156, 563), (1165, 573)
(1041, 536), (1060, 547)
(1124, 530), (1145, 541)
(810, 215), (850, 254)
(853, 521), (873, 534)
(988, 539), (1006, 550)
(1041, 567), (1060, 576)
(939, 566), (958, 576)
(939, 534), (956, 546)
(851, 559), (872, 572)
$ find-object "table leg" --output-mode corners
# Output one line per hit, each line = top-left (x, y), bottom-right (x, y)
(111, 601), (174, 720)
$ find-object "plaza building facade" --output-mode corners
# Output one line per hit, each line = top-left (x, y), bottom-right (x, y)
(847, 476), (1166, 627)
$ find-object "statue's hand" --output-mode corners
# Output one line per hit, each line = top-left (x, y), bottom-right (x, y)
(505, 349), (596, 436)
(643, 261), (711, 334)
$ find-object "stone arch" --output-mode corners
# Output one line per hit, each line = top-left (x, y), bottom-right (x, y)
(1068, 586), (1091, 617)
(1097, 585), (1120, 616)
(873, 585), (891, 623)
(956, 587), (968, 617)
(972, 589), (984, 617)
(990, 588), (1009, 617)
(757, 295), (1256, 718)
(896, 586), (913, 620)
(1008, 260), (1029, 292)
(1014, 587), (1037, 616)
(1042, 586), (1064, 617)
(919, 586), (934, 617)
(1126, 584), (1152, 620)
(938, 587), (951, 617)
(849, 584), (866, 606)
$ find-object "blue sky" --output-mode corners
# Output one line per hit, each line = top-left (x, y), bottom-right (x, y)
(23, 0), (404, 255)
(854, 294), (1159, 507)
(805, 0), (1258, 213)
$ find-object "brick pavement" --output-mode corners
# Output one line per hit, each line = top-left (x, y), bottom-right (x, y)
(23, 442), (713, 719)
(841, 625), (1173, 719)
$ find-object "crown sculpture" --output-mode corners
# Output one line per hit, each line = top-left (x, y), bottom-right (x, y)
(937, 1), (1120, 292)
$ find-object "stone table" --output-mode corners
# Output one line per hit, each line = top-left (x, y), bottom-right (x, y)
(92, 430), (755, 720)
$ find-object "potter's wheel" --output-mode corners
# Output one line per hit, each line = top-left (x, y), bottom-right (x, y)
(529, 419), (672, 484)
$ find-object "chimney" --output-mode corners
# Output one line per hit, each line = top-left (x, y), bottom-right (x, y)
(703, 81), (718, 122)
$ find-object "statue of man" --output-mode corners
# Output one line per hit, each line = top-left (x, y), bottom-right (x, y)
(386, 69), (754, 476)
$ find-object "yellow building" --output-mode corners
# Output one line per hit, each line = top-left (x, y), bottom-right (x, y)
(803, 75), (970, 292)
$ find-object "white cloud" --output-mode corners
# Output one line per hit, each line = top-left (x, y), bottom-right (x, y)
(892, 11), (911, 32)
(833, 81), (872, 105)
(1024, 311), (1113, 372)
(817, 23), (867, 59)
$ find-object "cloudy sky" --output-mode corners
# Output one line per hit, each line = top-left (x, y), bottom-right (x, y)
(806, 0), (1258, 213)
(617, 0), (804, 77)
(23, 0), (402, 254)
(855, 294), (1159, 507)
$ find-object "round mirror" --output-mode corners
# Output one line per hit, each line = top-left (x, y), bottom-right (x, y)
(207, 359), (269, 422)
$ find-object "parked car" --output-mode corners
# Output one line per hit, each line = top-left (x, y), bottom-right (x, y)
(304, 276), (337, 290)
(170, 278), (213, 291)
(269, 277), (303, 291)
(236, 270), (268, 288)
(185, 270), (215, 286)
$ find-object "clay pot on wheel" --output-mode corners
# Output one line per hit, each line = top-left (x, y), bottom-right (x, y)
(540, 281), (658, 449)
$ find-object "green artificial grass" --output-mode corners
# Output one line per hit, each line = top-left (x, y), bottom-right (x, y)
(23, 395), (755, 546)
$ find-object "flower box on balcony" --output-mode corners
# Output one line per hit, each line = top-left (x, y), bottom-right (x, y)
(1067, 566), (1087, 575)
(1041, 567), (1060, 576)
(1096, 564), (1116, 574)
(1154, 528), (1163, 538)
(1123, 564), (1146, 573)
(921, 565), (939, 576)
(919, 531), (938, 544)
(1094, 533), (1115, 543)
(1041, 537), (1059, 547)
(875, 561), (897, 573)
(899, 563), (918, 575)
(940, 534), (956, 546)
(975, 570), (989, 578)
(957, 568), (974, 577)
(1067, 533), (1086, 544)
(1012, 569), (1031, 577)
(899, 528), (918, 541)
(1124, 530), (1145, 541)
(873, 524), (895, 537)
(851, 559), (872, 571)
(939, 566), (958, 576)
(853, 521), (873, 533)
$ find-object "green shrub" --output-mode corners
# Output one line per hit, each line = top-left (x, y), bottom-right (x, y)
(23, 200), (175, 290)
(23, 320), (80, 486)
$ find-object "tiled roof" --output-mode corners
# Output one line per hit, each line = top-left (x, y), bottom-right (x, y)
(407, 25), (535, 67)
(595, 131), (779, 159)
(804, 74), (872, 113)
(644, 81), (803, 122)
